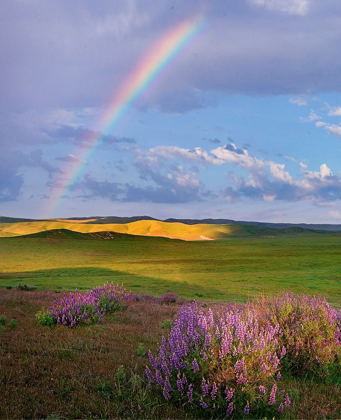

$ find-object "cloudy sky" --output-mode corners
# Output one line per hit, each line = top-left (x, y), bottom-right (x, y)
(2, 0), (341, 222)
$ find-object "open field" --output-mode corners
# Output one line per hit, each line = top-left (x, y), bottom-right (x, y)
(1, 232), (341, 305)
(0, 289), (340, 419)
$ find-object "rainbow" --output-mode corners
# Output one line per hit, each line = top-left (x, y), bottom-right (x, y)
(46, 14), (205, 218)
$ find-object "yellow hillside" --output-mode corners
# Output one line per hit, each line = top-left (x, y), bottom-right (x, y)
(0, 220), (235, 241)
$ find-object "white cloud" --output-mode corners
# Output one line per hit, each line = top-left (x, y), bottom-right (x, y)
(289, 96), (308, 106)
(250, 0), (309, 16)
(149, 146), (223, 166)
(315, 121), (326, 127)
(325, 124), (341, 137)
(211, 145), (265, 172)
(327, 106), (341, 116)
(267, 162), (295, 184)
(300, 109), (320, 122)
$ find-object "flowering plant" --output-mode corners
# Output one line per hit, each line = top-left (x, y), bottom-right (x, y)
(146, 302), (291, 417)
(48, 283), (133, 327)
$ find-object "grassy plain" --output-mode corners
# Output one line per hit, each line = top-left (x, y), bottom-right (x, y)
(0, 289), (340, 419)
(1, 233), (340, 305)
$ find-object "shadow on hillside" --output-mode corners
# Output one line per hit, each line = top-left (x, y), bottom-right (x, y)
(0, 266), (229, 301)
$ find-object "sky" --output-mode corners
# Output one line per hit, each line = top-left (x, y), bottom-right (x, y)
(2, 0), (341, 223)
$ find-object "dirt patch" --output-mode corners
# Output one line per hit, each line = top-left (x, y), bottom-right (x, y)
(0, 273), (30, 278)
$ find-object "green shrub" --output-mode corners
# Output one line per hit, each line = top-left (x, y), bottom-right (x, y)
(0, 325), (5, 333)
(9, 319), (18, 329)
(136, 342), (147, 357)
(36, 308), (55, 326)
(159, 319), (172, 329)
(6, 286), (12, 290)
(0, 315), (7, 326)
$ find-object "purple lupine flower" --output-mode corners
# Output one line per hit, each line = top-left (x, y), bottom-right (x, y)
(164, 377), (172, 392)
(261, 363), (269, 373)
(244, 404), (250, 415)
(225, 389), (234, 401)
(279, 346), (286, 358)
(237, 375), (248, 385)
(259, 385), (267, 394)
(268, 384), (277, 405)
(160, 359), (171, 377)
(187, 384), (194, 403)
(145, 366), (154, 383)
(176, 378), (184, 394)
(202, 378), (210, 397)
(278, 403), (284, 413)
(226, 402), (234, 417)
(200, 398), (208, 409)
(155, 370), (163, 386)
(163, 387), (171, 400)
(192, 358), (199, 372)
(284, 394), (291, 407)
(277, 372), (282, 380)
(211, 382), (218, 400)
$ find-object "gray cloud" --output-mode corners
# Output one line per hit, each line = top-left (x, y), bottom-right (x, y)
(0, 150), (61, 202)
(46, 125), (136, 148)
(1, 0), (341, 114)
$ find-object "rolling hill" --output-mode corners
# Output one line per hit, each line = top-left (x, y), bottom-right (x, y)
(0, 219), (338, 241)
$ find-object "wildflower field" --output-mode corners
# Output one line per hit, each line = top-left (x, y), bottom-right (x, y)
(0, 233), (340, 418)
(0, 285), (340, 419)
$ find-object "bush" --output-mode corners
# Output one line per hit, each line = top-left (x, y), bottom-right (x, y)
(160, 293), (178, 305)
(0, 315), (7, 326)
(252, 293), (341, 376)
(146, 302), (291, 418)
(6, 286), (12, 290)
(47, 283), (134, 328)
(136, 343), (147, 357)
(0, 325), (5, 334)
(9, 319), (18, 329)
(159, 319), (172, 329)
(16, 284), (37, 291)
(36, 308), (56, 326)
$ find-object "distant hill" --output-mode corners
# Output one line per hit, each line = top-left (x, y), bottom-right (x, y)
(12, 229), (139, 240)
(1, 219), (339, 241)
(2, 215), (341, 232)
(62, 216), (158, 224)
(0, 216), (36, 223)
(164, 218), (341, 232)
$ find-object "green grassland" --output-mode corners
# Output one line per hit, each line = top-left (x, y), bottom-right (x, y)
(1, 230), (340, 305)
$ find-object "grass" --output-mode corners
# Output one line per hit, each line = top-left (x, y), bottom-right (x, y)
(0, 289), (339, 419)
(0, 234), (341, 305)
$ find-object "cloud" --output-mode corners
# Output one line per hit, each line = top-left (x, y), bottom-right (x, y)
(250, 0), (309, 16)
(148, 145), (222, 166)
(289, 96), (308, 106)
(300, 109), (320, 122)
(208, 138), (221, 144)
(56, 154), (81, 163)
(325, 124), (341, 137)
(144, 142), (341, 204)
(0, 149), (61, 202)
(315, 121), (327, 127)
(46, 125), (136, 148)
(2, 0), (341, 116)
(327, 106), (341, 116)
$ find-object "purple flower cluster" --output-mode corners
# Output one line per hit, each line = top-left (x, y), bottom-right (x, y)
(255, 293), (341, 372)
(49, 283), (132, 327)
(146, 301), (290, 416)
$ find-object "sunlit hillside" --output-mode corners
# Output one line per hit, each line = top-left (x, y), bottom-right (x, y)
(0, 218), (336, 241)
